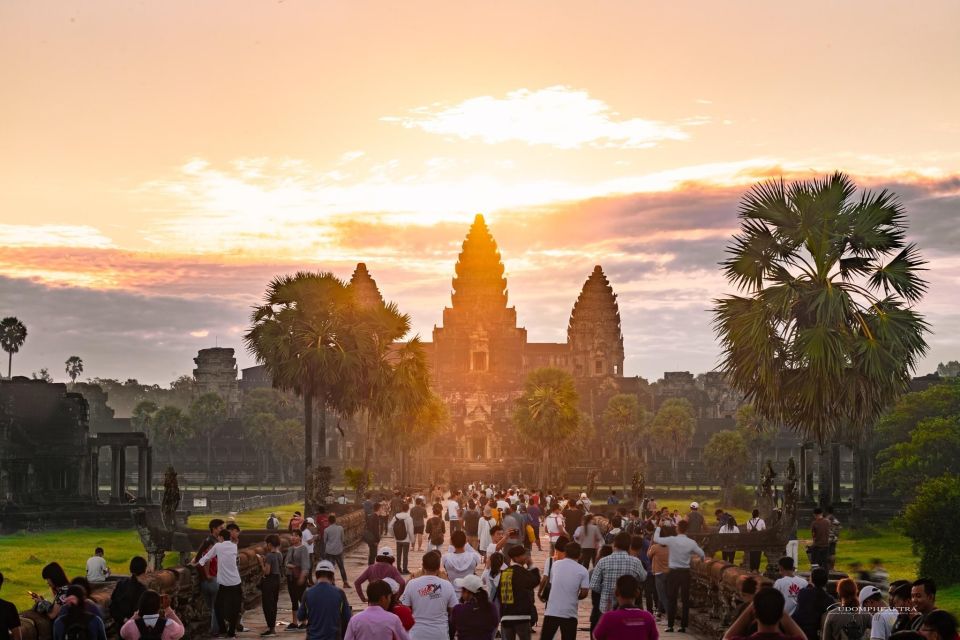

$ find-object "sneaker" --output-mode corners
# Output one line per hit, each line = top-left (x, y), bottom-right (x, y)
(261, 631), (276, 637)
(666, 628), (675, 633)
(285, 625), (301, 632)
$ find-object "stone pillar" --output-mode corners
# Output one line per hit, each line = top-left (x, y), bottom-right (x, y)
(146, 447), (154, 503)
(138, 446), (148, 501)
(118, 446), (127, 500)
(91, 448), (100, 503)
(830, 443), (842, 503)
(110, 445), (122, 503)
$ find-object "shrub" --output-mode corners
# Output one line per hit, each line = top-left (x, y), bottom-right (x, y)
(900, 474), (960, 586)
(730, 485), (755, 510)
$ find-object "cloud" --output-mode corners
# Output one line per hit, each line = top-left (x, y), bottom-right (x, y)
(383, 86), (693, 149)
(0, 224), (115, 249)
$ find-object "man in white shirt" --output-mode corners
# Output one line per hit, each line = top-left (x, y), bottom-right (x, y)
(446, 493), (462, 534)
(544, 504), (567, 553)
(443, 531), (481, 596)
(772, 556), (808, 616)
(541, 542), (589, 640)
(477, 507), (495, 559)
(198, 525), (243, 637)
(653, 521), (705, 632)
(85, 547), (110, 583)
(399, 551), (458, 640)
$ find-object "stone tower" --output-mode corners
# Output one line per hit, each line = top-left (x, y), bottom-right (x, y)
(349, 262), (385, 309)
(567, 265), (625, 378)
(432, 214), (527, 386)
(192, 348), (240, 417)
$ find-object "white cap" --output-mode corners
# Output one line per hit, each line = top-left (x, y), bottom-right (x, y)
(315, 560), (335, 573)
(383, 578), (401, 594)
(690, 502), (699, 510)
(305, 517), (316, 524)
(454, 574), (485, 594)
(859, 585), (883, 605)
(378, 546), (394, 558)
(580, 492), (587, 499)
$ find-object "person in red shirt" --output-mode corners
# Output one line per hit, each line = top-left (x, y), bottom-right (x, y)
(723, 587), (807, 640)
(382, 578), (414, 631)
(593, 575), (658, 640)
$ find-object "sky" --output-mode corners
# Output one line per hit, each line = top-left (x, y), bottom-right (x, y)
(1, 1), (959, 385)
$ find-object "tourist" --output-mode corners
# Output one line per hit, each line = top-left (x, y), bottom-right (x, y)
(791, 567), (835, 640)
(298, 560), (352, 640)
(302, 518), (318, 578)
(425, 504), (447, 553)
(484, 526), (507, 567)
(266, 513), (280, 531)
(541, 542), (589, 640)
(284, 529), (311, 631)
(109, 557), (148, 627)
(653, 521), (703, 633)
(562, 500), (583, 538)
(193, 518), (225, 636)
(364, 504), (383, 566)
(463, 500), (482, 552)
(289, 511), (304, 533)
(52, 585), (107, 640)
(345, 580), (409, 640)
(381, 578), (414, 631)
(500, 504), (524, 553)
(477, 507), (496, 559)
(919, 610), (958, 640)
(443, 531), (481, 596)
(579, 492), (592, 513)
(538, 536), (566, 605)
(389, 501), (415, 574)
(773, 557), (808, 617)
(390, 491), (406, 522)
(723, 587), (807, 640)
(355, 548), (405, 604)
(816, 569), (873, 640)
(857, 584), (899, 640)
(411, 498), (428, 552)
(810, 508), (831, 569)
(590, 531), (648, 619)
(322, 513), (349, 587)
(399, 551), (458, 640)
(685, 502), (705, 534)
(593, 575), (658, 640)
(338, 494), (348, 505)
(825, 506), (841, 571)
(84, 548), (110, 584)
(0, 572), (22, 640)
(648, 526), (671, 620)
(31, 562), (70, 620)
(719, 515), (740, 564)
(733, 576), (759, 637)
(745, 510), (766, 572)
(380, 495), (391, 536)
(68, 578), (104, 619)
(482, 551), (507, 617)
(715, 509), (729, 528)
(363, 494), (375, 517)
(447, 491), (463, 534)
(497, 546), (541, 640)
(198, 526), (243, 637)
(589, 546), (616, 632)
(870, 560), (890, 590)
(888, 582), (919, 636)
(608, 490), (620, 506)
(573, 513), (604, 569)
(258, 534), (283, 637)
(119, 590), (185, 640)
(450, 574), (498, 640)
(544, 504), (567, 553)
(911, 579), (939, 630)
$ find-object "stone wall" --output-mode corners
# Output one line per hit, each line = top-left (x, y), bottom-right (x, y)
(19, 510), (365, 640)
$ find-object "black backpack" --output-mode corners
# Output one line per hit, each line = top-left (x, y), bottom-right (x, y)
(135, 617), (167, 640)
(393, 517), (407, 540)
(428, 518), (444, 546)
(64, 613), (94, 640)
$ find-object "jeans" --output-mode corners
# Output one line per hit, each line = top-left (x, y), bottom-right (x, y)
(397, 542), (410, 573)
(666, 568), (691, 629)
(540, 616), (577, 640)
(748, 550), (762, 572)
(367, 542), (378, 565)
(655, 573), (669, 616)
(215, 583), (243, 637)
(811, 545), (830, 569)
(644, 572), (658, 612)
(200, 577), (220, 634)
(449, 519), (462, 534)
(325, 553), (348, 582)
(501, 621), (531, 640)
(261, 575), (280, 630)
(722, 550), (736, 564)
(579, 550), (597, 569)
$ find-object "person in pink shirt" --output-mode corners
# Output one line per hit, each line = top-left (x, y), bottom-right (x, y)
(344, 581), (411, 640)
(593, 575), (658, 640)
(354, 548), (406, 602)
(119, 591), (185, 640)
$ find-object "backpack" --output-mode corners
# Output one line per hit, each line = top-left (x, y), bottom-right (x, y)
(393, 517), (407, 540)
(63, 614), (94, 640)
(135, 617), (167, 640)
(428, 518), (444, 546)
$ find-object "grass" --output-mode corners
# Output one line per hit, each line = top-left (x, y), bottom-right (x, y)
(185, 500), (306, 530)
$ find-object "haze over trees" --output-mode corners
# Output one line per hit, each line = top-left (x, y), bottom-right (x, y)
(649, 397), (696, 482)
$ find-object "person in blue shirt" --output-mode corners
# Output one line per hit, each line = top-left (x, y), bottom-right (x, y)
(53, 586), (107, 640)
(297, 561), (351, 640)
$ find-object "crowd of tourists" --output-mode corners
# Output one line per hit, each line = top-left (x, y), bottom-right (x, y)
(2, 482), (957, 640)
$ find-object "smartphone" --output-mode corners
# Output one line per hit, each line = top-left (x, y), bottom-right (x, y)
(27, 591), (40, 598)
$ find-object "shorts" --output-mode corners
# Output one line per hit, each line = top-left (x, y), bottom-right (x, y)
(414, 525), (425, 535)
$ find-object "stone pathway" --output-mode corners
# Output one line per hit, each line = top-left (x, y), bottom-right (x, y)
(239, 531), (702, 639)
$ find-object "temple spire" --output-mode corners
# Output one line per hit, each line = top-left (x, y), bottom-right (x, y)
(568, 265), (625, 377)
(349, 262), (384, 309)
(450, 214), (508, 311)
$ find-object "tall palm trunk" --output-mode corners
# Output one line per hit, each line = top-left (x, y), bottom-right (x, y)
(304, 391), (313, 506)
(6, 351), (11, 379)
(539, 447), (550, 493)
(621, 444), (628, 494)
(817, 444), (832, 507)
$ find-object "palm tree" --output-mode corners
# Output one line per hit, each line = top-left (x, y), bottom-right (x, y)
(151, 406), (193, 466)
(735, 404), (774, 490)
(0, 317), (27, 379)
(713, 173), (929, 506)
(131, 400), (159, 433)
(514, 367), (580, 491)
(244, 272), (360, 513)
(190, 393), (227, 479)
(703, 430), (750, 505)
(602, 394), (646, 494)
(649, 398), (696, 482)
(65, 356), (84, 384)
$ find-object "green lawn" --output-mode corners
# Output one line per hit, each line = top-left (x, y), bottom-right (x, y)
(186, 500), (305, 530)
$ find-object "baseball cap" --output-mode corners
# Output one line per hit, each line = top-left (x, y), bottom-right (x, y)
(690, 502), (699, 509)
(859, 585), (883, 605)
(315, 560), (335, 573)
(378, 546), (394, 557)
(383, 578), (401, 594)
(455, 575), (485, 594)
(580, 492), (588, 499)
(305, 517), (316, 524)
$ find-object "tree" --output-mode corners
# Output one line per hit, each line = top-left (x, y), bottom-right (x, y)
(344, 467), (372, 502)
(131, 400), (159, 433)
(735, 404), (775, 488)
(514, 367), (580, 491)
(713, 173), (929, 506)
(151, 406), (193, 465)
(875, 378), (960, 451)
(649, 397), (696, 482)
(272, 418), (305, 485)
(0, 317), (27, 379)
(31, 367), (53, 382)
(190, 393), (227, 477)
(901, 475), (960, 587)
(703, 430), (750, 504)
(937, 361), (960, 378)
(170, 375), (197, 394)
(602, 394), (646, 494)
(65, 356), (84, 384)
(878, 416), (960, 494)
